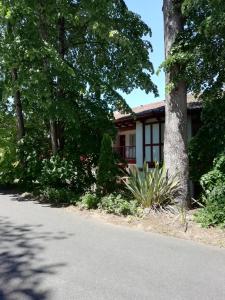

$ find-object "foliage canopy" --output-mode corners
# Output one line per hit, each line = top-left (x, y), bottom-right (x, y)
(0, 0), (157, 191)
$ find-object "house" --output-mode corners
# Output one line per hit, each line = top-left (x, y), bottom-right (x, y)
(113, 95), (201, 169)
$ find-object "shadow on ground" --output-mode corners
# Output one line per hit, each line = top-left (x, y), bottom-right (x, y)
(0, 189), (72, 209)
(0, 215), (68, 300)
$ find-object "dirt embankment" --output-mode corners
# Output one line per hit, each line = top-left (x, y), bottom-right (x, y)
(67, 206), (225, 248)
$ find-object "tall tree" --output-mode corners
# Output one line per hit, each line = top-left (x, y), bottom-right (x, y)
(0, 11), (26, 141)
(12, 68), (25, 140)
(163, 0), (225, 183)
(179, 0), (225, 181)
(37, 0), (59, 155)
(163, 0), (189, 207)
(0, 0), (158, 187)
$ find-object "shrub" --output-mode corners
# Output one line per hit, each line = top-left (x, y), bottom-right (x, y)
(0, 134), (46, 187)
(79, 193), (99, 209)
(0, 149), (20, 185)
(96, 133), (118, 195)
(195, 184), (225, 228)
(124, 162), (180, 208)
(16, 133), (49, 187)
(195, 153), (225, 227)
(40, 155), (78, 188)
(41, 187), (79, 205)
(200, 154), (225, 193)
(39, 155), (93, 194)
(99, 194), (139, 216)
(189, 95), (225, 182)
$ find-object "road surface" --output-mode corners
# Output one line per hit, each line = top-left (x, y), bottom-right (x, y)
(0, 192), (225, 300)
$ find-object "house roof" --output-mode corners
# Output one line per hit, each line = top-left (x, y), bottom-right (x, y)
(114, 94), (201, 123)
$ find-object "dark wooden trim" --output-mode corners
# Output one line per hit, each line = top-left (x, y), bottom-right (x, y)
(145, 143), (162, 146)
(116, 125), (136, 132)
(143, 121), (145, 164)
(114, 107), (200, 125)
(144, 120), (164, 125)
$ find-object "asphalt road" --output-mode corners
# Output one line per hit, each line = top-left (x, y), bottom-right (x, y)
(0, 192), (225, 300)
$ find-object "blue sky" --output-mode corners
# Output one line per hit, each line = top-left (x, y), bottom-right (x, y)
(120, 0), (165, 107)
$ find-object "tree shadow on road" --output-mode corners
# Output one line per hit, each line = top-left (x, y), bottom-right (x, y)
(0, 190), (73, 209)
(0, 216), (68, 300)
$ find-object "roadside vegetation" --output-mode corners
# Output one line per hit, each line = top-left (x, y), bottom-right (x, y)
(0, 0), (224, 230)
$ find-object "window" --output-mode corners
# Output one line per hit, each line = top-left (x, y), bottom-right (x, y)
(127, 133), (136, 159)
(129, 134), (136, 146)
(144, 122), (164, 166)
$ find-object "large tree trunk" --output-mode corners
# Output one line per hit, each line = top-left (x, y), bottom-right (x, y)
(163, 0), (190, 208)
(12, 68), (25, 140)
(38, 1), (58, 155)
(49, 120), (58, 155)
(56, 16), (66, 152)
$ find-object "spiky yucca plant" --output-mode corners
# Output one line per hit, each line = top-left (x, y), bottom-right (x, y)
(124, 162), (180, 208)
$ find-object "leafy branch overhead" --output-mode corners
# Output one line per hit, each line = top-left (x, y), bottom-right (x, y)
(0, 0), (157, 190)
(161, 0), (225, 97)
(0, 0), (158, 113)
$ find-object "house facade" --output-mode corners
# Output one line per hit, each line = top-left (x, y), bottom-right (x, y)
(114, 96), (201, 169)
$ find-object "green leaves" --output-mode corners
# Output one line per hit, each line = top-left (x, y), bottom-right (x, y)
(189, 94), (225, 181)
(171, 0), (225, 96)
(98, 194), (139, 216)
(124, 162), (180, 208)
(165, 0), (225, 189)
(96, 133), (118, 195)
(0, 0), (157, 193)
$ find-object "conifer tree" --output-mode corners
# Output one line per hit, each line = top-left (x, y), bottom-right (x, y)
(97, 133), (117, 195)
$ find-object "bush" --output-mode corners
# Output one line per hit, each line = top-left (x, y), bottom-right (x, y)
(99, 194), (139, 216)
(195, 154), (225, 227)
(0, 149), (20, 185)
(124, 162), (180, 208)
(40, 155), (78, 188)
(96, 133), (118, 195)
(195, 184), (225, 228)
(41, 187), (79, 205)
(16, 133), (49, 187)
(0, 134), (46, 187)
(200, 154), (225, 193)
(79, 193), (99, 209)
(39, 155), (93, 194)
(189, 95), (225, 182)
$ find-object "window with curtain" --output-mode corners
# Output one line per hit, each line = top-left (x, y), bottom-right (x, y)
(126, 133), (136, 159)
(144, 122), (164, 166)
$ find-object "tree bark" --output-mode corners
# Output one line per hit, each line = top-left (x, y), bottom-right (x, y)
(12, 68), (25, 140)
(163, 0), (190, 208)
(38, 1), (59, 155)
(49, 120), (58, 155)
(57, 16), (66, 152)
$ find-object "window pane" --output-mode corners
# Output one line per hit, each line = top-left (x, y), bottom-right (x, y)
(152, 124), (159, 143)
(126, 146), (135, 159)
(145, 146), (151, 162)
(131, 146), (136, 158)
(153, 146), (160, 162)
(129, 134), (136, 146)
(145, 125), (151, 144)
(161, 123), (165, 143)
(125, 147), (129, 159)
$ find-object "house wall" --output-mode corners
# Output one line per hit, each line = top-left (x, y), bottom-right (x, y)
(114, 129), (136, 146)
(115, 111), (199, 197)
(115, 115), (194, 168)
